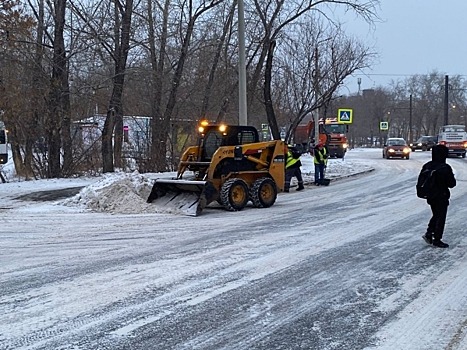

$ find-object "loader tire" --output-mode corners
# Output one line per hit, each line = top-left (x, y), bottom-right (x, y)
(250, 177), (277, 208)
(220, 178), (249, 211)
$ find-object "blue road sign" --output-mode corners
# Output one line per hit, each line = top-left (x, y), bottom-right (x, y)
(338, 109), (353, 123)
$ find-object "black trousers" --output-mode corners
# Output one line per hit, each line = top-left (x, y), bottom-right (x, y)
(285, 167), (303, 190)
(427, 199), (449, 241)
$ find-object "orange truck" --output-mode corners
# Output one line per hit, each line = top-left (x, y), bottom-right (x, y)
(437, 124), (467, 158)
(294, 118), (349, 158)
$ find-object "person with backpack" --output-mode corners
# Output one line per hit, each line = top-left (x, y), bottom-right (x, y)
(417, 144), (456, 248)
(284, 145), (304, 192)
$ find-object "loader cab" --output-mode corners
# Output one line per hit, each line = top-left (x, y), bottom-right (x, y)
(200, 125), (259, 161)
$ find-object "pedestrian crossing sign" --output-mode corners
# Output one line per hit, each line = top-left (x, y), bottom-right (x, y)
(337, 109), (353, 124)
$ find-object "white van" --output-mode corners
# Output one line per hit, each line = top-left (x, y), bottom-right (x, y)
(437, 124), (467, 158)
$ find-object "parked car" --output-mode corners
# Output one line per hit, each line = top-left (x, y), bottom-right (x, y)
(409, 136), (438, 151)
(383, 138), (411, 159)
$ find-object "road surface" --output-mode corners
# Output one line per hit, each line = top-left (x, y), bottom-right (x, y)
(1, 148), (466, 349)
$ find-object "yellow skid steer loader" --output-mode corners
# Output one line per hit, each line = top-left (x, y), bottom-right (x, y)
(147, 122), (286, 216)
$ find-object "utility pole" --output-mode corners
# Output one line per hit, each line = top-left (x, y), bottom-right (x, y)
(313, 47), (320, 145)
(409, 94), (413, 143)
(444, 75), (449, 125)
(238, 0), (247, 125)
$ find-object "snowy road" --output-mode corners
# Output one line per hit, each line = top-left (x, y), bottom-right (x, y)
(1, 148), (467, 349)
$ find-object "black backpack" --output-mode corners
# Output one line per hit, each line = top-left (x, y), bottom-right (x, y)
(416, 165), (444, 199)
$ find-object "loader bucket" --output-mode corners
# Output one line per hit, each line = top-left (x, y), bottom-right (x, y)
(147, 179), (218, 216)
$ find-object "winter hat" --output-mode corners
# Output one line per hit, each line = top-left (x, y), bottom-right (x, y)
(432, 144), (448, 163)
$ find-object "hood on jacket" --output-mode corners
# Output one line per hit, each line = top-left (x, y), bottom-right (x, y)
(432, 144), (448, 163)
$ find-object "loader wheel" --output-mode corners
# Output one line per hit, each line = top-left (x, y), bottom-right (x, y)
(250, 177), (277, 208)
(220, 178), (249, 211)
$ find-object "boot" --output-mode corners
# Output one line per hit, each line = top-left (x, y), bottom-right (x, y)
(432, 240), (449, 248)
(422, 232), (433, 245)
(296, 184), (304, 191)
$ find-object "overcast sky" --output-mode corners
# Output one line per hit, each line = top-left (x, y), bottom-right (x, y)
(340, 0), (467, 94)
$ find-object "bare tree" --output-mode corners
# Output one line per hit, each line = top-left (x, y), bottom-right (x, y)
(47, 0), (71, 178)
(273, 20), (376, 142)
(101, 0), (134, 172)
(1, 0), (42, 178)
(146, 0), (226, 172)
(199, 1), (237, 118)
(392, 72), (467, 139)
(11, 0), (446, 179)
(249, 0), (379, 138)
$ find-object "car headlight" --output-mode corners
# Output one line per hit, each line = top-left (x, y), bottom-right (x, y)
(343, 143), (348, 149)
(403, 147), (411, 153)
(417, 143), (422, 146)
(388, 148), (395, 153)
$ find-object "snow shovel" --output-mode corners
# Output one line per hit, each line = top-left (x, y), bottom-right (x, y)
(321, 164), (330, 186)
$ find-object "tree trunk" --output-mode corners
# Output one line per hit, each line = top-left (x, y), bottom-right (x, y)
(102, 107), (115, 173)
(47, 0), (68, 178)
(264, 40), (280, 140)
(27, 0), (45, 178)
(8, 126), (33, 179)
(150, 1), (223, 172)
(149, 0), (169, 172)
(200, 1), (236, 117)
(102, 0), (133, 173)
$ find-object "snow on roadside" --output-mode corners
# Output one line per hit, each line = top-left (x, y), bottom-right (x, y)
(61, 171), (155, 214)
(2, 148), (374, 215)
(59, 153), (373, 215)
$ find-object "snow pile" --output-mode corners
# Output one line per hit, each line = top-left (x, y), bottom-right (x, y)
(62, 171), (197, 215)
(62, 171), (155, 214)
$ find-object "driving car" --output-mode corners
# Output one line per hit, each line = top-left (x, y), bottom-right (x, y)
(383, 138), (411, 159)
(409, 136), (438, 151)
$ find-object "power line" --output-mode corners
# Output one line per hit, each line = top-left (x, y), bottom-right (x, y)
(354, 73), (467, 78)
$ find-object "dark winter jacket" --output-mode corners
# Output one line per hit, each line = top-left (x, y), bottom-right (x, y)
(421, 145), (456, 204)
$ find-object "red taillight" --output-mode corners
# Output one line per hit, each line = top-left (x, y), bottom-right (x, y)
(439, 140), (447, 146)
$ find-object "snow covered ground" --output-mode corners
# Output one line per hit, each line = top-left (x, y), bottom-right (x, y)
(1, 148), (466, 350)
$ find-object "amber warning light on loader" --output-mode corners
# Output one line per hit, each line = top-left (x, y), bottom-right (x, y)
(198, 119), (210, 133)
(218, 124), (227, 133)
